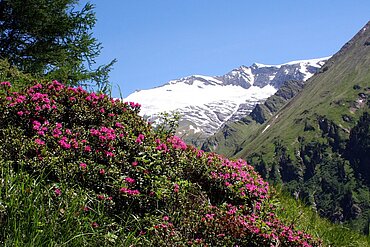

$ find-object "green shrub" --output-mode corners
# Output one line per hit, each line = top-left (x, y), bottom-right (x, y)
(0, 80), (320, 246)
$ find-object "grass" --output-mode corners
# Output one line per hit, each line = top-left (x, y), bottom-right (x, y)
(2, 157), (369, 246)
(0, 160), (120, 246)
(274, 187), (370, 247)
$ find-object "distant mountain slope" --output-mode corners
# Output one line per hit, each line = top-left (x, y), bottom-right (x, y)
(208, 21), (370, 233)
(202, 79), (307, 156)
(125, 57), (328, 145)
(235, 22), (370, 161)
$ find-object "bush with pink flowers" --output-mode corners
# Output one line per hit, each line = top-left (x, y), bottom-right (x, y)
(0, 80), (321, 246)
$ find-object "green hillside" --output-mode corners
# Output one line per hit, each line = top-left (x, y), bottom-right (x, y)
(237, 22), (370, 160)
(206, 21), (370, 234)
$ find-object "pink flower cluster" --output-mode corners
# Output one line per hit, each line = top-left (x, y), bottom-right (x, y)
(135, 133), (145, 144)
(89, 126), (118, 157)
(90, 127), (116, 142)
(155, 139), (168, 153)
(207, 155), (269, 202)
(126, 101), (141, 110)
(47, 80), (65, 92)
(120, 187), (140, 195)
(58, 136), (79, 149)
(35, 138), (45, 146)
(85, 92), (106, 105)
(33, 120), (49, 136)
(1, 81), (11, 87)
(200, 204), (315, 246)
(167, 136), (187, 151)
(125, 177), (136, 184)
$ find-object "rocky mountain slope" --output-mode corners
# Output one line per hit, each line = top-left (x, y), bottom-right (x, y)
(206, 21), (370, 233)
(202, 79), (307, 157)
(125, 57), (329, 144)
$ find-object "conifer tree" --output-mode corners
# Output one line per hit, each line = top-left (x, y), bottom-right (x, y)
(0, 0), (115, 92)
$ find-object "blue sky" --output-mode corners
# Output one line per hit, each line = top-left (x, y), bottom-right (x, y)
(82, 0), (370, 97)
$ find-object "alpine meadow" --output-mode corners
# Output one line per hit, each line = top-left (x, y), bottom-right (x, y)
(0, 0), (370, 246)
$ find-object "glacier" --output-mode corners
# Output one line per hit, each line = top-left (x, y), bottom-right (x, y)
(125, 57), (330, 140)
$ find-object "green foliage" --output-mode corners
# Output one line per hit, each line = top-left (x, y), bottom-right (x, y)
(153, 111), (181, 138)
(0, 59), (36, 89)
(0, 0), (116, 92)
(275, 187), (370, 247)
(346, 112), (370, 184)
(247, 134), (370, 234)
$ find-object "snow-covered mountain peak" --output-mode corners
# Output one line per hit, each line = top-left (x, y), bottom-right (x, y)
(167, 74), (223, 86)
(252, 62), (281, 69)
(252, 56), (331, 68)
(125, 56), (330, 141)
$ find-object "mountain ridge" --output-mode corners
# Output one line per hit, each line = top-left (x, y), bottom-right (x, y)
(125, 57), (329, 144)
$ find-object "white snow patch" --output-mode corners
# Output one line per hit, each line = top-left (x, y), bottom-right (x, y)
(189, 125), (201, 133)
(125, 83), (277, 117)
(254, 56), (331, 68)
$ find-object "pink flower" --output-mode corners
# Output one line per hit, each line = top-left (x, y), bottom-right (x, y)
(104, 151), (114, 157)
(196, 149), (204, 158)
(1, 81), (11, 87)
(115, 122), (124, 129)
(53, 128), (62, 138)
(32, 120), (41, 130)
(163, 216), (169, 221)
(15, 95), (26, 103)
(205, 213), (215, 220)
(17, 111), (24, 116)
(84, 145), (92, 152)
(54, 188), (61, 196)
(79, 163), (87, 169)
(58, 137), (71, 149)
(91, 222), (99, 228)
(156, 143), (168, 153)
(173, 183), (179, 193)
(135, 134), (145, 144)
(99, 169), (105, 175)
(125, 177), (136, 184)
(132, 161), (138, 167)
(120, 187), (140, 195)
(35, 138), (45, 145)
(168, 136), (187, 150)
(129, 189), (140, 195)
